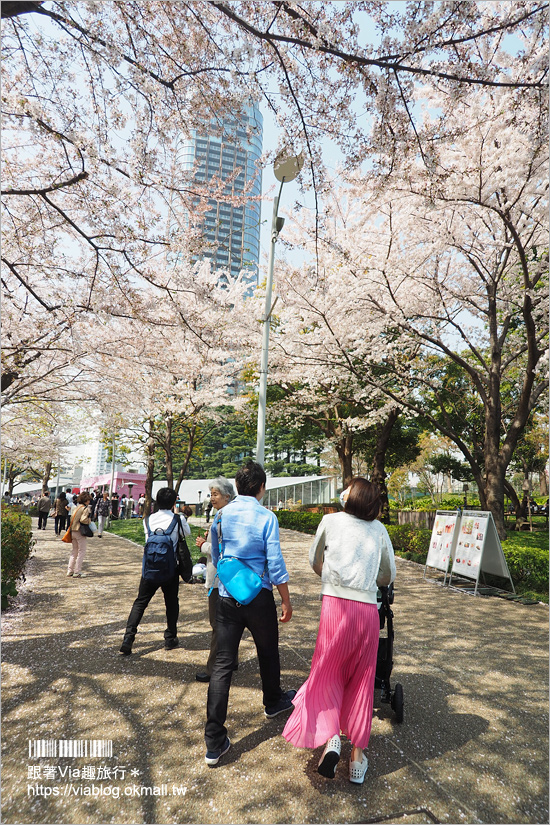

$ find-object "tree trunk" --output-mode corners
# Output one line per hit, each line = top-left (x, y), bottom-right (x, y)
(42, 461), (52, 493)
(143, 418), (155, 519)
(164, 416), (174, 489)
(7, 465), (18, 497)
(484, 464), (506, 539)
(370, 408), (399, 524)
(335, 434), (354, 488)
(539, 471), (548, 497)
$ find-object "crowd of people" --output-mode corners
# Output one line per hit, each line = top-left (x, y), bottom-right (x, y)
(25, 462), (397, 785)
(114, 462), (396, 784)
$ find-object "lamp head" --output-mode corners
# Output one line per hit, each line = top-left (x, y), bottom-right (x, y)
(273, 151), (304, 183)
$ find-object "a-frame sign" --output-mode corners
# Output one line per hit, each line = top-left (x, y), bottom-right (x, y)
(424, 509), (515, 596)
(449, 510), (515, 595)
(424, 510), (461, 583)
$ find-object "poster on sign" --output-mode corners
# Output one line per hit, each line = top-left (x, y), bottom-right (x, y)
(450, 510), (515, 594)
(451, 513), (489, 578)
(424, 511), (460, 575)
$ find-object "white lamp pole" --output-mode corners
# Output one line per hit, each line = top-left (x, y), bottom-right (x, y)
(256, 152), (303, 467)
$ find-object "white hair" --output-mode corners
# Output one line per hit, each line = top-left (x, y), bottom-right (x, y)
(208, 477), (236, 501)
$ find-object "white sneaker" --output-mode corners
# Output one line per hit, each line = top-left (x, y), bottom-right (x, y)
(318, 734), (341, 778)
(349, 753), (368, 784)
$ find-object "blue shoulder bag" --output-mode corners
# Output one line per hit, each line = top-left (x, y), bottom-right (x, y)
(210, 511), (265, 606)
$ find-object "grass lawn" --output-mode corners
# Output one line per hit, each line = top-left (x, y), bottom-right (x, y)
(105, 518), (207, 563)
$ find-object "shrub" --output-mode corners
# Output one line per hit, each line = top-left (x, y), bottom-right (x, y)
(275, 511), (323, 534)
(386, 524), (431, 564)
(502, 543), (548, 592)
(1, 506), (34, 609)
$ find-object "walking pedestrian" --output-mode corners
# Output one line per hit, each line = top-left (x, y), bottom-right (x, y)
(282, 477), (396, 785)
(37, 490), (51, 530)
(119, 487), (192, 655)
(66, 492), (93, 578)
(194, 477), (236, 683)
(54, 492), (70, 536)
(95, 491), (111, 537)
(204, 461), (295, 767)
(111, 492), (119, 519)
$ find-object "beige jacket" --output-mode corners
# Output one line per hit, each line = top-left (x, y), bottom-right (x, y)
(70, 505), (91, 532)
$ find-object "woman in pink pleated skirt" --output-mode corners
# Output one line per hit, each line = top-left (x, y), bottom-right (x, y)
(282, 478), (396, 784)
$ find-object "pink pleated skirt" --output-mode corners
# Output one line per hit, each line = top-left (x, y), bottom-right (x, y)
(283, 595), (379, 750)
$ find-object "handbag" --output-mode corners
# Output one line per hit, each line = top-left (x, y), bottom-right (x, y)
(211, 511), (264, 605)
(80, 523), (94, 537)
(177, 533), (193, 583)
(48, 507), (56, 518)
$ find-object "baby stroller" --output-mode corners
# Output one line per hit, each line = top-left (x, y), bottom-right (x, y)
(374, 583), (404, 723)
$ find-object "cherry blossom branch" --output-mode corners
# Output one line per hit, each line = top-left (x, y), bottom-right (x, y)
(1, 170), (89, 196)
(211, 1), (547, 89)
(1, 258), (63, 312)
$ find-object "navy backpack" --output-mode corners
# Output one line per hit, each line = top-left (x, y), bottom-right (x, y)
(142, 514), (180, 584)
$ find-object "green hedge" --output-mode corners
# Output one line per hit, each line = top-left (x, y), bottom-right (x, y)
(1, 506), (35, 609)
(275, 511), (324, 534)
(386, 524), (432, 564)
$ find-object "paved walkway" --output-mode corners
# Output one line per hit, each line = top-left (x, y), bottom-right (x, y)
(1, 520), (548, 824)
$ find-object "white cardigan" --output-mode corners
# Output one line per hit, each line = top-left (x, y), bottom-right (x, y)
(309, 512), (396, 604)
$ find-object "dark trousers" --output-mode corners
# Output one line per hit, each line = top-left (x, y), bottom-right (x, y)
(206, 588), (219, 676)
(205, 588), (283, 751)
(55, 514), (68, 535)
(123, 575), (179, 646)
(38, 512), (49, 529)
(205, 589), (238, 677)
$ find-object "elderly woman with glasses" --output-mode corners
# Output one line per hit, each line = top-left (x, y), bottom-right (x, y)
(194, 476), (236, 683)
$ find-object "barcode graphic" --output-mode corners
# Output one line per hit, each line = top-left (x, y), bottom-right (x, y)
(28, 740), (113, 758)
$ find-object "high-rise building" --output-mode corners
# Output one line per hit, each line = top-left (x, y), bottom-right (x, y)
(178, 102), (263, 286)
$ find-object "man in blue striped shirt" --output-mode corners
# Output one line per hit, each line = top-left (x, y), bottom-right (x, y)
(204, 461), (295, 766)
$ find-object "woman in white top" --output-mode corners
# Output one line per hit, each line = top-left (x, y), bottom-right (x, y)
(194, 477), (236, 683)
(283, 477), (396, 785)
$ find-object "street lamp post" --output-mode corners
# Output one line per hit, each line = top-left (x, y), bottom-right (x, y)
(256, 152), (303, 467)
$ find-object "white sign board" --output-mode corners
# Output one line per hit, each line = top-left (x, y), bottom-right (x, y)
(425, 511), (460, 575)
(450, 510), (514, 594)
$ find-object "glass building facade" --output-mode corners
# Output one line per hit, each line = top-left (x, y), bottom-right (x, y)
(178, 103), (263, 286)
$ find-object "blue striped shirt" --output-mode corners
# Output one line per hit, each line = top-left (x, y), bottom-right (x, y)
(210, 495), (289, 598)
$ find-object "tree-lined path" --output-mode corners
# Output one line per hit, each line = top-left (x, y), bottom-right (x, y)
(1, 522), (548, 824)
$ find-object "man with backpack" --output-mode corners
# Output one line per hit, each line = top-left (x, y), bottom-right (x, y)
(119, 487), (192, 655)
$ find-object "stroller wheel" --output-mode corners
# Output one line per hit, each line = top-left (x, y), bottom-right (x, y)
(391, 682), (404, 723)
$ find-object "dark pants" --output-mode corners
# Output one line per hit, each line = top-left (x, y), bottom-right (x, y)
(205, 588), (283, 751)
(122, 575), (179, 647)
(205, 588), (238, 677)
(38, 512), (49, 529)
(206, 588), (219, 676)
(55, 514), (68, 535)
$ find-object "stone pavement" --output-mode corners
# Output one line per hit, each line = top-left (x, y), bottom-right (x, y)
(1, 519), (548, 825)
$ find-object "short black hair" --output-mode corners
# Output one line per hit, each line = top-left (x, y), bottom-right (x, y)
(156, 487), (178, 510)
(235, 461), (266, 497)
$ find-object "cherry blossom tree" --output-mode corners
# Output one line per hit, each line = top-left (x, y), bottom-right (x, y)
(2, 1), (547, 403)
(269, 81), (547, 537)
